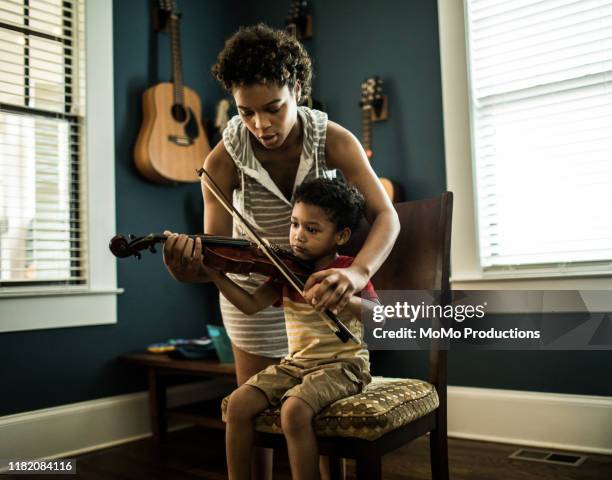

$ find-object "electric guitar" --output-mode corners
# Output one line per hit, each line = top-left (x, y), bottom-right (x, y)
(134, 0), (211, 183)
(360, 76), (403, 202)
(285, 0), (323, 110)
(285, 0), (313, 40)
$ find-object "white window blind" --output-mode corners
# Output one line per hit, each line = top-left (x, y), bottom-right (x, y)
(0, 0), (86, 287)
(465, 0), (612, 272)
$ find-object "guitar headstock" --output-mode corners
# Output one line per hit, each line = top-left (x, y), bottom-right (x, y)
(153, 0), (179, 32)
(159, 0), (177, 14)
(359, 76), (387, 121)
(109, 234), (164, 260)
(285, 0), (312, 40)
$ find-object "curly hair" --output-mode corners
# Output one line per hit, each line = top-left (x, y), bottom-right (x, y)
(293, 178), (365, 232)
(211, 24), (312, 99)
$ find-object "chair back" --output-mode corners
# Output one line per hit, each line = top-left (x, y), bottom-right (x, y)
(339, 192), (453, 392)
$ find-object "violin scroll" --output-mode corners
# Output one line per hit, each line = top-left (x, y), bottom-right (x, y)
(109, 233), (163, 259)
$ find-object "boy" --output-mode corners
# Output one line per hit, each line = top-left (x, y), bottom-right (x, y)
(202, 178), (378, 480)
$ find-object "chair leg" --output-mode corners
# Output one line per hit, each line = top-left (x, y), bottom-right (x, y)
(355, 454), (381, 480)
(429, 427), (449, 480)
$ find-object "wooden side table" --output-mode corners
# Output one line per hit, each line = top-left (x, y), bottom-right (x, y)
(120, 352), (236, 443)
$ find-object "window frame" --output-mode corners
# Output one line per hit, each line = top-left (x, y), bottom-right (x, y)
(0, 0), (120, 333)
(437, 0), (612, 292)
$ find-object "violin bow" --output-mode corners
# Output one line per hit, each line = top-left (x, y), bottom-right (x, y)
(197, 167), (359, 344)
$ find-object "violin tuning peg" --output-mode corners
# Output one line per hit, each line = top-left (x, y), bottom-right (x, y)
(129, 233), (136, 241)
(149, 245), (157, 254)
(135, 252), (142, 260)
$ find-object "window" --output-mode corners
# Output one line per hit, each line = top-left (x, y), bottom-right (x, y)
(438, 0), (612, 286)
(464, 0), (612, 275)
(0, 0), (118, 332)
(0, 0), (86, 288)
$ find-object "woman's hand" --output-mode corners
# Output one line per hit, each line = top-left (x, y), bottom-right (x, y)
(302, 265), (369, 314)
(162, 231), (209, 283)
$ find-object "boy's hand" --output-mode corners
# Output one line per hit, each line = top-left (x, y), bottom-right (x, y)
(162, 231), (209, 283)
(302, 265), (369, 314)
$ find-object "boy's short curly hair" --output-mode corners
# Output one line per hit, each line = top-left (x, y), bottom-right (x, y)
(211, 24), (312, 99)
(293, 178), (365, 232)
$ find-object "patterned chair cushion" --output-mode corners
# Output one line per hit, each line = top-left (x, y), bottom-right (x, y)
(221, 377), (439, 441)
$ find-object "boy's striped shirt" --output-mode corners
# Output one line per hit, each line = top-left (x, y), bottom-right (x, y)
(268, 256), (377, 362)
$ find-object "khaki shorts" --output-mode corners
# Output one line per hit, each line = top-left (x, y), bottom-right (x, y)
(245, 357), (371, 414)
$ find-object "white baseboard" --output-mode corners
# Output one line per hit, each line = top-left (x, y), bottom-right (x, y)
(1, 384), (610, 465)
(447, 386), (612, 455)
(0, 379), (234, 467)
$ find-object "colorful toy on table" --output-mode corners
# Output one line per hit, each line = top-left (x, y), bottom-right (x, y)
(147, 336), (216, 359)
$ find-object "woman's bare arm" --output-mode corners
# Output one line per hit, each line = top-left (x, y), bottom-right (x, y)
(303, 121), (400, 313)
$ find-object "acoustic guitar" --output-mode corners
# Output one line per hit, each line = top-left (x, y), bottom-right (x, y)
(134, 0), (211, 184)
(359, 76), (403, 202)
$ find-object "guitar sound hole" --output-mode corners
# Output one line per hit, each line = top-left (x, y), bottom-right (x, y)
(171, 104), (187, 122)
(184, 107), (200, 140)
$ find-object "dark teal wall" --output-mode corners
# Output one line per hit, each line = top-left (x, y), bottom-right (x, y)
(2, 0), (611, 416)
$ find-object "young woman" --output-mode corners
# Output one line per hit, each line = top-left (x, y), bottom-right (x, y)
(163, 24), (400, 479)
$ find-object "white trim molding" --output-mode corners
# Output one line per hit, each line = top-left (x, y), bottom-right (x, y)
(85, 0), (117, 302)
(448, 386), (612, 455)
(436, 0), (612, 294)
(1, 384), (610, 464)
(0, 380), (233, 468)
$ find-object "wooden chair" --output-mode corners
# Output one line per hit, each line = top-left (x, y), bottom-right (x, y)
(226, 192), (453, 479)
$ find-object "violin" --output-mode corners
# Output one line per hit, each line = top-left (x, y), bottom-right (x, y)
(109, 233), (315, 282)
(109, 167), (359, 345)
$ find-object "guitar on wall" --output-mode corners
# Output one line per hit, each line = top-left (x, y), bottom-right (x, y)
(359, 76), (403, 202)
(285, 0), (324, 110)
(134, 0), (211, 184)
(285, 0), (313, 40)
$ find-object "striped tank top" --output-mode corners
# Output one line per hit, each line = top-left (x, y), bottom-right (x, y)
(220, 106), (332, 358)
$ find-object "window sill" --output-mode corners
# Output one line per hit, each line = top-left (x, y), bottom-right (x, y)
(452, 274), (612, 289)
(0, 290), (122, 333)
(452, 271), (612, 283)
(453, 261), (612, 283)
(0, 288), (123, 299)
(451, 271), (612, 313)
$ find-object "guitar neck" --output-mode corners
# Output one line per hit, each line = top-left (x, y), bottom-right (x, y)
(168, 13), (184, 105)
(361, 106), (373, 157)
